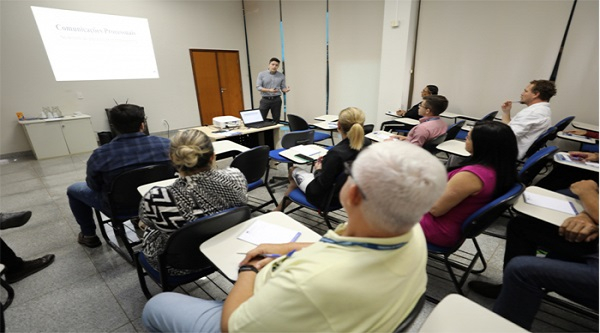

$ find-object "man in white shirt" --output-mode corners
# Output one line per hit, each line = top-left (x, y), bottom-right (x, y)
(501, 80), (556, 160)
(142, 141), (448, 333)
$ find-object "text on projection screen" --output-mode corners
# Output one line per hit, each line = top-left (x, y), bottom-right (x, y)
(31, 6), (159, 81)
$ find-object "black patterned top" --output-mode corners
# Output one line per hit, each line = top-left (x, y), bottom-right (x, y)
(139, 167), (247, 275)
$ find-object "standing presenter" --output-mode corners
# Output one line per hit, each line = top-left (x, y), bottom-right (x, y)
(256, 57), (290, 123)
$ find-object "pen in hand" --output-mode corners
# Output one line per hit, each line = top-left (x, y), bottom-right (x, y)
(237, 252), (281, 258)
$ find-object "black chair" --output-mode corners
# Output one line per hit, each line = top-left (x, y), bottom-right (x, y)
(281, 172), (346, 229)
(393, 294), (426, 332)
(135, 206), (251, 299)
(444, 120), (466, 141)
(427, 183), (526, 295)
(287, 114), (334, 146)
(230, 145), (278, 212)
(423, 133), (447, 155)
(521, 126), (558, 162)
(363, 124), (375, 134)
(0, 264), (14, 333)
(266, 129), (315, 188)
(549, 116), (576, 141)
(518, 145), (558, 186)
(94, 163), (176, 263)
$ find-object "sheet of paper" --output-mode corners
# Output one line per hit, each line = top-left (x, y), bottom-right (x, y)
(374, 131), (392, 140)
(522, 191), (577, 215)
(237, 220), (301, 245)
(292, 145), (320, 156)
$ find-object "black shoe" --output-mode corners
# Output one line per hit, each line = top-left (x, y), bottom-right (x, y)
(5, 254), (55, 284)
(468, 281), (502, 299)
(77, 233), (101, 248)
(0, 211), (32, 230)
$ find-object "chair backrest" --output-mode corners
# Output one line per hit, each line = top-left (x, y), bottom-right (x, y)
(518, 146), (558, 186)
(162, 206), (251, 269)
(480, 110), (498, 121)
(445, 120), (466, 141)
(393, 294), (426, 333)
(230, 145), (270, 184)
(458, 183), (526, 246)
(554, 116), (576, 133)
(281, 129), (315, 149)
(423, 133), (447, 153)
(523, 126), (558, 160)
(107, 163), (176, 217)
(287, 114), (310, 131)
(363, 124), (375, 134)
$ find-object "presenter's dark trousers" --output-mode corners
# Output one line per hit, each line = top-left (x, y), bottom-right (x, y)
(259, 96), (282, 123)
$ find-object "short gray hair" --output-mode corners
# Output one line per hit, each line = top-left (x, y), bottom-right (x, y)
(352, 141), (447, 234)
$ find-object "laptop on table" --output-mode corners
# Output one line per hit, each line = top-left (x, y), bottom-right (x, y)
(240, 109), (276, 129)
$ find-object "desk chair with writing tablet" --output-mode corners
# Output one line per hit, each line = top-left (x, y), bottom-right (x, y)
(266, 129), (315, 188)
(518, 146), (558, 186)
(455, 111), (498, 140)
(520, 126), (558, 163)
(94, 163), (176, 264)
(230, 145), (278, 212)
(427, 183), (525, 296)
(135, 206), (251, 299)
(288, 114), (334, 146)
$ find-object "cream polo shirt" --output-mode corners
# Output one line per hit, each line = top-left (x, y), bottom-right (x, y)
(228, 223), (428, 332)
(509, 102), (552, 159)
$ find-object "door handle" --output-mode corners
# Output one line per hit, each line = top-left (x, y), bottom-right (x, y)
(220, 88), (227, 93)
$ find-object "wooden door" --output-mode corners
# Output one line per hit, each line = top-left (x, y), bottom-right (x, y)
(190, 50), (244, 125)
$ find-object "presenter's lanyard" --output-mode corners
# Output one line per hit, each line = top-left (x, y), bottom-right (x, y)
(319, 237), (407, 250)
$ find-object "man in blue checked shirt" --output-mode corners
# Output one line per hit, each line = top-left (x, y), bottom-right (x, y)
(66, 104), (170, 248)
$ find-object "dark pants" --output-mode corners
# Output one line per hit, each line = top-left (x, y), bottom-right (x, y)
(504, 215), (598, 268)
(259, 97), (282, 123)
(1, 238), (24, 272)
(379, 120), (414, 133)
(535, 163), (598, 191)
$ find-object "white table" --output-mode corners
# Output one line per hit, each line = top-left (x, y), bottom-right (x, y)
(384, 111), (420, 126)
(513, 186), (583, 227)
(571, 121), (599, 133)
(418, 294), (528, 333)
(314, 114), (338, 122)
(278, 144), (329, 164)
(366, 130), (394, 142)
(554, 152), (599, 172)
(200, 212), (322, 281)
(188, 124), (283, 149)
(440, 111), (462, 119)
(436, 139), (470, 157)
(312, 121), (338, 131)
(556, 131), (596, 144)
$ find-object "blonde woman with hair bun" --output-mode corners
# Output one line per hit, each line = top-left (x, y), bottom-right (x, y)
(139, 129), (248, 275)
(273, 107), (371, 211)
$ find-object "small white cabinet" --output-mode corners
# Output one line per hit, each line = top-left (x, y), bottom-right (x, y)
(19, 115), (98, 159)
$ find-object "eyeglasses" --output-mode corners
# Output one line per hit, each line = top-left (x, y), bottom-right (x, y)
(343, 161), (367, 200)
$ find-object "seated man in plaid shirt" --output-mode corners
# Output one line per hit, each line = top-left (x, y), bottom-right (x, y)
(66, 104), (171, 248)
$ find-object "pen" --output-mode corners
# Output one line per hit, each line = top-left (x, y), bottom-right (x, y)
(237, 252), (282, 258)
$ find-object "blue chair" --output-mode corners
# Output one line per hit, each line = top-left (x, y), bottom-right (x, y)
(230, 145), (278, 211)
(455, 111), (498, 140)
(553, 116), (576, 134)
(427, 183), (526, 295)
(518, 146), (558, 186)
(288, 114), (334, 146)
(135, 206), (251, 299)
(581, 143), (599, 152)
(521, 126), (558, 162)
(266, 129), (315, 188)
(281, 173), (346, 229)
(444, 120), (466, 141)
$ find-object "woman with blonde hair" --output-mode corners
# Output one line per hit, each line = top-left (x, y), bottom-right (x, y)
(139, 129), (247, 275)
(274, 107), (371, 211)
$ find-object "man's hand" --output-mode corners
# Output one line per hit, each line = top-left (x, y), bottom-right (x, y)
(570, 180), (599, 197)
(396, 109), (407, 116)
(559, 213), (599, 243)
(564, 129), (587, 136)
(569, 151), (599, 162)
(501, 100), (512, 114)
(282, 86), (291, 93)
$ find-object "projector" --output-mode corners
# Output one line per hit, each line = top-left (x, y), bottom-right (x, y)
(213, 116), (241, 129)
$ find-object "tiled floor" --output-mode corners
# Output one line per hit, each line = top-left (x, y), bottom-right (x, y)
(0, 131), (597, 332)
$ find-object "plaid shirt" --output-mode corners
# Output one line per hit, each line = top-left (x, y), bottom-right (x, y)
(86, 132), (171, 192)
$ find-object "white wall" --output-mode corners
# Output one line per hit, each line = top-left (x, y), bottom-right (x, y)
(1, 1), (251, 155)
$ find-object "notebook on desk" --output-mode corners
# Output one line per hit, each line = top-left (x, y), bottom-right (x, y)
(240, 109), (276, 128)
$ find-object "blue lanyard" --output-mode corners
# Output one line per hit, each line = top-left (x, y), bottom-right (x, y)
(319, 237), (407, 250)
(421, 117), (440, 123)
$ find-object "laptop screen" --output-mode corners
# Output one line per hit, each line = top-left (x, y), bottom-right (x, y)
(239, 109), (264, 124)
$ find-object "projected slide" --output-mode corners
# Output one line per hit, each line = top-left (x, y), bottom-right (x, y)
(31, 6), (159, 81)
